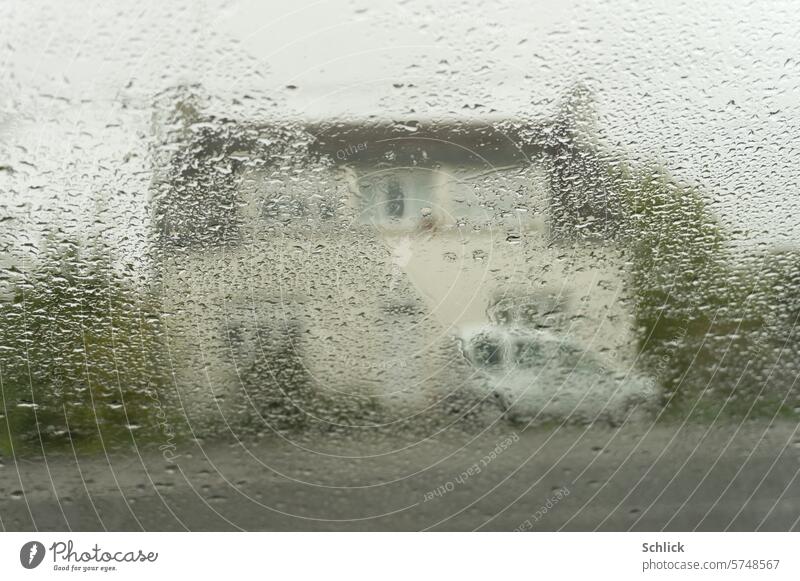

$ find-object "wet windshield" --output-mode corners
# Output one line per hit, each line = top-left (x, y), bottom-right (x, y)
(1, 0), (798, 531)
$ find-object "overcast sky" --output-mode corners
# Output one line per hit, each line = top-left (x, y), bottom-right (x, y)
(1, 0), (799, 260)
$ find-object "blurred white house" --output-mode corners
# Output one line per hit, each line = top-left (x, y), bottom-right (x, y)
(149, 89), (656, 429)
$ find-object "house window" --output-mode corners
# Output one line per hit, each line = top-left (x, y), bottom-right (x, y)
(385, 176), (404, 219)
(355, 169), (437, 227)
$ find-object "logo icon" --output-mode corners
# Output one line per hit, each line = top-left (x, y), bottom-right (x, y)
(20, 541), (45, 569)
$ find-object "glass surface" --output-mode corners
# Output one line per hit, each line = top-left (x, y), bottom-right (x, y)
(0, 0), (798, 531)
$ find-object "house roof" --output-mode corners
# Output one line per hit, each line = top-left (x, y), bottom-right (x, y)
(304, 119), (550, 168)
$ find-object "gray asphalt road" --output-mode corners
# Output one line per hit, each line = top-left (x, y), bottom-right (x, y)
(2, 422), (798, 531)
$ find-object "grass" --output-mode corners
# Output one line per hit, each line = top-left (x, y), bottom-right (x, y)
(0, 238), (179, 457)
(614, 164), (799, 421)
